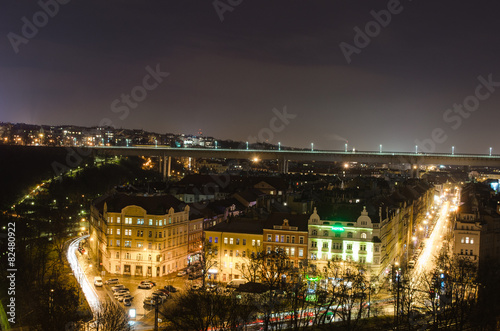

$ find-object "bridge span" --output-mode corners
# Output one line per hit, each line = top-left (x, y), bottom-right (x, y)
(89, 146), (500, 170)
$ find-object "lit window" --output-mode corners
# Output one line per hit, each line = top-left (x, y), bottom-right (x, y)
(361, 233), (367, 239)
(224, 237), (228, 244)
(252, 239), (256, 246)
(230, 238), (234, 245)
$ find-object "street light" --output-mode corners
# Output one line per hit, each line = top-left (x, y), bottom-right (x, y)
(246, 141), (248, 150)
(311, 143), (314, 152)
(278, 142), (281, 151)
(490, 147), (493, 156)
(415, 145), (418, 154)
(452, 146), (455, 155)
(379, 144), (382, 153)
(345, 143), (348, 153)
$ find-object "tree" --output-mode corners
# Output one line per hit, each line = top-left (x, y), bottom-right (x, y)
(92, 301), (131, 331)
(200, 239), (219, 288)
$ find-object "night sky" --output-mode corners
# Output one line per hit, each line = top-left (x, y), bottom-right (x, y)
(1, 1), (500, 153)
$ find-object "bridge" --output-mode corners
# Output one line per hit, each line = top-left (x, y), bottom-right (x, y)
(88, 146), (500, 178)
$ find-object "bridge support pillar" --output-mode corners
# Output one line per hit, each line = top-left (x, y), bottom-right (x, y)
(278, 158), (288, 174)
(167, 156), (171, 178)
(412, 164), (420, 178)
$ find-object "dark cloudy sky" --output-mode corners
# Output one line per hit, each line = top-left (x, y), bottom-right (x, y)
(1, 1), (500, 153)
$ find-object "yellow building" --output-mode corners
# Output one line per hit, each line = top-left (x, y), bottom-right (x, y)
(204, 218), (263, 282)
(89, 193), (202, 277)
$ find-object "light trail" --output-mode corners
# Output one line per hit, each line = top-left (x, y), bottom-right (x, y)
(67, 235), (100, 312)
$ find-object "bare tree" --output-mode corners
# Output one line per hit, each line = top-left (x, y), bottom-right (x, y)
(92, 301), (131, 331)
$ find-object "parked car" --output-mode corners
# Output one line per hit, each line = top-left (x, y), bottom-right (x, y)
(141, 280), (156, 287)
(118, 294), (134, 302)
(111, 284), (125, 292)
(227, 279), (247, 288)
(164, 285), (178, 293)
(114, 289), (130, 298)
(152, 291), (168, 300)
(177, 270), (187, 277)
(94, 276), (103, 287)
(123, 298), (132, 306)
(105, 278), (119, 285)
(138, 282), (153, 289)
(144, 296), (164, 306)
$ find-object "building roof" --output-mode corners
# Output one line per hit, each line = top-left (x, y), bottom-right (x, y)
(205, 217), (265, 235)
(263, 212), (310, 232)
(93, 192), (185, 215)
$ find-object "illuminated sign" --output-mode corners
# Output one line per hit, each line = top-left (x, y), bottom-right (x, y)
(332, 226), (345, 232)
(306, 275), (319, 281)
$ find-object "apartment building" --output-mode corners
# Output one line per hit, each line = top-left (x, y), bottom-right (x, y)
(89, 193), (202, 277)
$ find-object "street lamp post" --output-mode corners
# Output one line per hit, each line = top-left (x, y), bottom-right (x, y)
(490, 147), (492, 156)
(452, 146), (455, 155)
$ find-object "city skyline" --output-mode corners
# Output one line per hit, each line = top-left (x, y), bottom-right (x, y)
(1, 1), (500, 153)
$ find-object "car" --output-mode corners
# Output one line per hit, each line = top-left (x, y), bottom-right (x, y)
(144, 296), (164, 306)
(152, 291), (168, 300)
(105, 278), (119, 285)
(141, 280), (156, 287)
(408, 260), (415, 268)
(177, 270), (187, 277)
(111, 284), (125, 291)
(123, 298), (132, 306)
(118, 294), (134, 302)
(114, 289), (130, 298)
(157, 289), (170, 296)
(94, 276), (103, 287)
(164, 285), (178, 293)
(138, 282), (154, 289)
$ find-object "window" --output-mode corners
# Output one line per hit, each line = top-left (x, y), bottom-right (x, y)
(257, 240), (261, 247)
(224, 237), (228, 244)
(311, 241), (317, 248)
(323, 231), (328, 237)
(116, 229), (121, 235)
(125, 217), (132, 224)
(471, 239), (474, 244)
(137, 218), (144, 225)
(291, 236), (295, 243)
(242, 251), (246, 257)
(209, 236), (212, 243)
(275, 235), (279, 242)
(230, 238), (234, 245)
(461, 237), (465, 244)
(224, 250), (228, 256)
(149, 231), (152, 238)
(252, 239), (256, 246)
(359, 256), (366, 263)
(236, 238), (240, 245)
(281, 235), (284, 243)
(125, 253), (130, 259)
(461, 249), (464, 254)
(267, 234), (272, 242)
(360, 244), (366, 251)
(312, 230), (317, 236)
(137, 242), (143, 248)
(137, 230), (143, 237)
(116, 240), (120, 247)
(108, 239), (112, 246)
(465, 237), (470, 244)
(347, 244), (352, 250)
(471, 249), (473, 255)
(230, 250), (233, 257)
(291, 248), (295, 256)
(109, 217), (113, 223)
(465, 249), (469, 255)
(323, 242), (328, 248)
(299, 237), (304, 244)
(116, 252), (119, 259)
(286, 236), (290, 243)
(347, 232), (353, 238)
(243, 239), (246, 245)
(374, 246), (379, 252)
(298, 248), (304, 257)
(215, 237), (218, 243)
(149, 219), (153, 225)
(137, 253), (142, 261)
(361, 233), (367, 239)
(236, 250), (239, 257)
(117, 217), (120, 223)
(335, 232), (341, 238)
(125, 229), (132, 236)
(125, 241), (132, 248)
